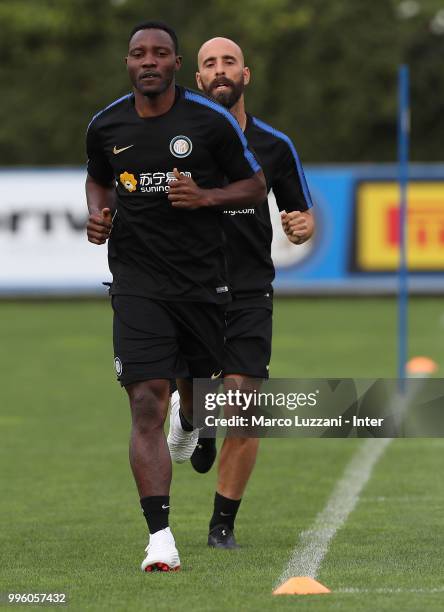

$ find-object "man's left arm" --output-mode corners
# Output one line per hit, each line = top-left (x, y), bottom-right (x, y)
(272, 139), (315, 244)
(168, 167), (266, 210)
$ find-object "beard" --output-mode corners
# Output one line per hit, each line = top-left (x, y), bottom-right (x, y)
(207, 76), (244, 109)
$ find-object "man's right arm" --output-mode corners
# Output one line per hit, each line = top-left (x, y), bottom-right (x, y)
(85, 174), (114, 245)
(85, 117), (116, 245)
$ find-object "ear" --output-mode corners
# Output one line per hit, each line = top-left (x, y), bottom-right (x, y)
(196, 71), (204, 90)
(243, 66), (250, 85)
(175, 55), (183, 70)
(125, 56), (128, 66)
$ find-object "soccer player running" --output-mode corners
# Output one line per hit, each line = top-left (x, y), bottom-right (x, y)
(85, 23), (265, 572)
(170, 37), (314, 549)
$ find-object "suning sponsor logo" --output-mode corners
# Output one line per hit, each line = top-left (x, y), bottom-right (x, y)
(139, 171), (192, 193)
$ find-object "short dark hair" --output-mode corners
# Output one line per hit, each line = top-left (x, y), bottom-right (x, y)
(129, 21), (179, 54)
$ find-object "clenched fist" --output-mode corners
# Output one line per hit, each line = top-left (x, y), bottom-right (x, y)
(87, 208), (113, 245)
(280, 210), (314, 244)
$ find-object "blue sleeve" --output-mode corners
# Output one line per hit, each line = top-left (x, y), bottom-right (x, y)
(211, 114), (261, 183)
(272, 139), (313, 212)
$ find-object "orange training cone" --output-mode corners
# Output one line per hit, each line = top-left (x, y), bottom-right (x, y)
(406, 356), (438, 376)
(273, 577), (331, 595)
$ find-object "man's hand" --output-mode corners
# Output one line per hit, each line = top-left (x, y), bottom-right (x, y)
(281, 210), (314, 244)
(87, 207), (113, 244)
(168, 168), (212, 210)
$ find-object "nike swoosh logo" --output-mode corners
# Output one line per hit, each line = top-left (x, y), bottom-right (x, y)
(113, 145), (134, 155)
(220, 512), (231, 516)
(162, 504), (170, 510)
(211, 370), (222, 380)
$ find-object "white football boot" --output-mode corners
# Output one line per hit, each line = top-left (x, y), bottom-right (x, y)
(167, 390), (199, 463)
(141, 527), (181, 572)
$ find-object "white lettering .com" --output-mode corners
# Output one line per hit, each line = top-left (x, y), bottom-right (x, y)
(204, 389), (319, 411)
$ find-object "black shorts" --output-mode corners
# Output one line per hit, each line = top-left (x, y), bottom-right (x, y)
(223, 298), (272, 379)
(112, 295), (225, 387)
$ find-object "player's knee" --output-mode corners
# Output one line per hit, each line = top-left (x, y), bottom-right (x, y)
(128, 383), (168, 431)
(131, 401), (165, 434)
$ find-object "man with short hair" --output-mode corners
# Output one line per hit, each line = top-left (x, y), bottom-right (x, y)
(169, 37), (314, 549)
(86, 23), (265, 571)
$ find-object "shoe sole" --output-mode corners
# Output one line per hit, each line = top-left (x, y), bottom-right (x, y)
(144, 562), (181, 572)
(168, 394), (197, 463)
(169, 448), (194, 464)
(208, 540), (239, 550)
(167, 430), (199, 464)
(169, 443), (199, 464)
(191, 447), (217, 473)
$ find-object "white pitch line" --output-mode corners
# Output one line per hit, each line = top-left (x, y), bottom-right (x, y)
(275, 438), (391, 588)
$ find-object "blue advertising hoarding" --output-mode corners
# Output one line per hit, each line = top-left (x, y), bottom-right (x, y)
(273, 164), (444, 294)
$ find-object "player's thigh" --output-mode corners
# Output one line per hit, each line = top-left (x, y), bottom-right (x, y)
(224, 307), (272, 378)
(111, 295), (188, 386)
(174, 302), (226, 379)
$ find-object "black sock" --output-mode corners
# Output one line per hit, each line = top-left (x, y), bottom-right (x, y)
(209, 492), (241, 532)
(140, 496), (170, 534)
(179, 408), (193, 432)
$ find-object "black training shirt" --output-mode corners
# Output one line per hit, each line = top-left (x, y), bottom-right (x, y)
(86, 86), (261, 304)
(223, 114), (313, 308)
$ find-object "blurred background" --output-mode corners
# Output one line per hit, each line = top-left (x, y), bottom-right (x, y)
(3, 0), (444, 164)
(0, 0), (443, 295)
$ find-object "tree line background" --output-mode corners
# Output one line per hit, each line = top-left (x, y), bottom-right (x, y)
(1, 0), (444, 165)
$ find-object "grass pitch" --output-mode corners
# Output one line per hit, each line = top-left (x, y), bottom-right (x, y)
(1, 298), (444, 611)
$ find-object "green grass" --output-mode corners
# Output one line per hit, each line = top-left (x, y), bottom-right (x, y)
(1, 298), (444, 611)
